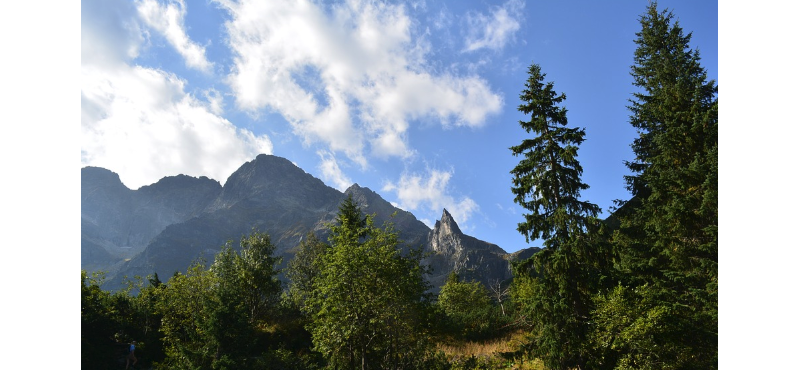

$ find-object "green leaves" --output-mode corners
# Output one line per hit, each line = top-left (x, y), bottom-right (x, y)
(155, 230), (283, 369)
(302, 195), (433, 369)
(437, 272), (501, 340)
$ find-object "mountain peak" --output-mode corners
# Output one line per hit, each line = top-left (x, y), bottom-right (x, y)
(425, 208), (511, 288)
(437, 208), (462, 235)
(344, 183), (363, 193)
(82, 155), (521, 292)
(210, 154), (339, 211)
(82, 166), (125, 189)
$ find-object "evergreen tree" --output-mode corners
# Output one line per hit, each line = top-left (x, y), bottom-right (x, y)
(336, 193), (368, 239)
(509, 63), (605, 370)
(510, 63), (600, 245)
(598, 3), (718, 368)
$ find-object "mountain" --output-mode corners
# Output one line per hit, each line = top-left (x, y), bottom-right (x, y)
(81, 167), (221, 273)
(81, 154), (540, 290)
(425, 209), (521, 287)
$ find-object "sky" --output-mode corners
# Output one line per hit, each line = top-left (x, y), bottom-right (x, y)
(80, 0), (717, 253)
(4, 2), (800, 366)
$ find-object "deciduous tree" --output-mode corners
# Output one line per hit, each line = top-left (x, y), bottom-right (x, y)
(303, 195), (433, 369)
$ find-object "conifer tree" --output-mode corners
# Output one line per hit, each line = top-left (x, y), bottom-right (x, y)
(509, 63), (604, 370)
(599, 3), (718, 368)
(510, 64), (600, 244)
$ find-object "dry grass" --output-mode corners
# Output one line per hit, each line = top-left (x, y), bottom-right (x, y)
(435, 330), (546, 369)
(436, 331), (526, 357)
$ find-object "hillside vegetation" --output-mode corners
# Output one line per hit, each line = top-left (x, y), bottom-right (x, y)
(82, 3), (716, 369)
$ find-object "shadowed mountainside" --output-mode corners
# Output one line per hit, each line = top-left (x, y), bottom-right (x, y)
(81, 154), (540, 290)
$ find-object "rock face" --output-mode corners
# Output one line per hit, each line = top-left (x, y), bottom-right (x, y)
(103, 155), (344, 286)
(425, 209), (514, 288)
(81, 166), (221, 272)
(343, 184), (431, 249)
(82, 154), (540, 290)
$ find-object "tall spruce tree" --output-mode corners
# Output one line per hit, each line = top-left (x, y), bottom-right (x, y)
(510, 64), (600, 244)
(509, 63), (604, 370)
(599, 3), (718, 368)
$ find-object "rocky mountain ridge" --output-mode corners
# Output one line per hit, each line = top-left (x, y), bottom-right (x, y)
(81, 154), (540, 290)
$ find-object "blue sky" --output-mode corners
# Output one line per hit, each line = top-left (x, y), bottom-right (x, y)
(80, 0), (718, 253)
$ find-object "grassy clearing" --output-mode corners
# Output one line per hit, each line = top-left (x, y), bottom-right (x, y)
(434, 330), (546, 369)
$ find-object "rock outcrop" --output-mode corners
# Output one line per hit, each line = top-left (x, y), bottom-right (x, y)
(81, 167), (221, 272)
(82, 154), (541, 290)
(425, 209), (513, 289)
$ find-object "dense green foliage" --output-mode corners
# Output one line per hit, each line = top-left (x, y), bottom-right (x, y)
(509, 62), (608, 370)
(285, 232), (329, 308)
(152, 231), (284, 369)
(436, 272), (509, 341)
(509, 3), (717, 370)
(81, 231), (291, 370)
(593, 3), (718, 369)
(82, 4), (716, 369)
(302, 195), (435, 369)
(510, 63), (601, 246)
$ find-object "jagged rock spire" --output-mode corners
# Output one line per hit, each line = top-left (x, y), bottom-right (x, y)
(437, 208), (463, 236)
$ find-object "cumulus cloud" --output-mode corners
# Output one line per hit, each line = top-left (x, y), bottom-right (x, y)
(463, 0), (524, 52)
(204, 88), (225, 115)
(136, 0), (214, 73)
(81, 0), (147, 68)
(81, 64), (273, 189)
(317, 151), (353, 192)
(81, 0), (272, 189)
(215, 0), (502, 165)
(382, 168), (479, 228)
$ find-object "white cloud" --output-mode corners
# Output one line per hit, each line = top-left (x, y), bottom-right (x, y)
(81, 0), (147, 68)
(463, 0), (524, 53)
(317, 151), (353, 192)
(81, 64), (273, 189)
(81, 0), (272, 189)
(136, 0), (214, 73)
(204, 88), (225, 115)
(216, 0), (502, 165)
(382, 168), (479, 228)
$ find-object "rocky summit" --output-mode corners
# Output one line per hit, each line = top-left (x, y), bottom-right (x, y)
(81, 154), (539, 290)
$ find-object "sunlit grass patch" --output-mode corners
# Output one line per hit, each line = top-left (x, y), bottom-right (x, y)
(435, 330), (545, 369)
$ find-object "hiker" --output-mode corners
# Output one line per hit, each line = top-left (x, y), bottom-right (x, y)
(126, 340), (137, 369)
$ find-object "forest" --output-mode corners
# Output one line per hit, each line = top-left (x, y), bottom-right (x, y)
(81, 3), (717, 369)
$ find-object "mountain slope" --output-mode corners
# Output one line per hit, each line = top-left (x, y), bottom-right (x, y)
(82, 155), (539, 290)
(81, 167), (221, 272)
(425, 209), (514, 288)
